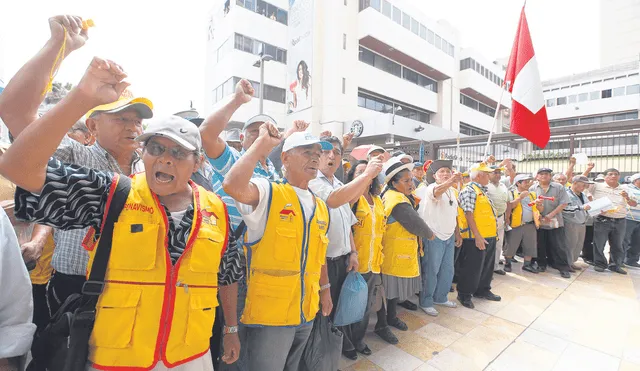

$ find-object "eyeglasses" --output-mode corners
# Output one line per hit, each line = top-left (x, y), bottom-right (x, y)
(145, 141), (195, 161)
(108, 116), (142, 127)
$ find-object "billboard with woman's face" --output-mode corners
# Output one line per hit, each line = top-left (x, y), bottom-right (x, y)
(287, 0), (314, 114)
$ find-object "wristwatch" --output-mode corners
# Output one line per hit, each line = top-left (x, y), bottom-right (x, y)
(223, 325), (239, 335)
(320, 283), (331, 291)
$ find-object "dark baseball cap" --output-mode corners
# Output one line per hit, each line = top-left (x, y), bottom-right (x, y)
(537, 167), (553, 174)
(572, 175), (594, 184)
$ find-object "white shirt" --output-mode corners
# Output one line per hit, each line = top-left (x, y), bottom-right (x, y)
(0, 208), (36, 358)
(308, 173), (358, 258)
(417, 183), (459, 241)
(236, 178), (315, 244)
(487, 182), (510, 216)
(586, 182), (630, 219)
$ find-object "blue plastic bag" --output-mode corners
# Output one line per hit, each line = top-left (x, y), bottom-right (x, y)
(333, 271), (368, 326)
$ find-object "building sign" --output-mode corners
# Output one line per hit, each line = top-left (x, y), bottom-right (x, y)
(287, 0), (314, 114)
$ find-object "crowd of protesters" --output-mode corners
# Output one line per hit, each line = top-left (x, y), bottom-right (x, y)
(0, 15), (639, 371)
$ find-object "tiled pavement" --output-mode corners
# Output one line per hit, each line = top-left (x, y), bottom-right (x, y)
(339, 261), (640, 371)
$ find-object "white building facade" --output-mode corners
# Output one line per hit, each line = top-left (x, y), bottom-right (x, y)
(204, 0), (511, 151)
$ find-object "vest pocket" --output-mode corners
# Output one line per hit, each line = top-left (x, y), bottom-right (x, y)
(245, 272), (297, 325)
(316, 234), (329, 265)
(185, 294), (218, 346)
(92, 289), (141, 349)
(305, 280), (320, 318)
(274, 228), (297, 263)
(111, 223), (159, 270)
(189, 229), (225, 273)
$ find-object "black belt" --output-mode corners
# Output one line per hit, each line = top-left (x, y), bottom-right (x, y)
(327, 253), (349, 262)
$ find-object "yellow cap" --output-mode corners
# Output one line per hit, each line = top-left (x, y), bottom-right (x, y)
(469, 162), (495, 173)
(85, 89), (154, 119)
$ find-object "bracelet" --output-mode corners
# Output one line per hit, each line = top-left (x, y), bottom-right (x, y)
(223, 325), (239, 335)
(320, 283), (331, 291)
(350, 250), (358, 255)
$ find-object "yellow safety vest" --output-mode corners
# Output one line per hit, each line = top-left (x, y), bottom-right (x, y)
(457, 183), (497, 239)
(381, 190), (420, 278)
(510, 190), (540, 229)
(29, 236), (55, 285)
(241, 181), (330, 327)
(83, 173), (228, 369)
(352, 195), (385, 274)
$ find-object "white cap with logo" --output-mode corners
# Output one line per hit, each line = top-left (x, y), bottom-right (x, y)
(282, 132), (333, 153)
(136, 115), (202, 152)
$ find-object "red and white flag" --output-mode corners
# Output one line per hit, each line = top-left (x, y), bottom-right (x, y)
(504, 6), (550, 148)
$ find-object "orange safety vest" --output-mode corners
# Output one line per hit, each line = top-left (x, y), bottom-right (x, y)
(83, 173), (229, 369)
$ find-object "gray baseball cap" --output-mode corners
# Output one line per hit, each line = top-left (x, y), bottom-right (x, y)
(572, 175), (594, 184)
(226, 128), (241, 143)
(136, 115), (202, 152)
(243, 114), (277, 131)
(514, 173), (534, 183)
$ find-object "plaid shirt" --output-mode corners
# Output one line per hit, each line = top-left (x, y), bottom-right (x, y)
(49, 136), (144, 276)
(458, 182), (496, 213)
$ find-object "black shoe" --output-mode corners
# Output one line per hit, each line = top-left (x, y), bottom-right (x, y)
(398, 300), (418, 311)
(523, 264), (539, 274)
(494, 269), (506, 276)
(625, 261), (640, 268)
(474, 291), (502, 301)
(375, 327), (399, 344)
(594, 266), (605, 272)
(560, 271), (571, 278)
(537, 265), (547, 272)
(499, 260), (504, 265)
(609, 266), (627, 275)
(504, 262), (512, 272)
(388, 317), (408, 331)
(457, 296), (475, 309)
(356, 344), (372, 356)
(342, 349), (358, 360)
(568, 266), (576, 273)
(584, 259), (595, 266)
(511, 257), (520, 263)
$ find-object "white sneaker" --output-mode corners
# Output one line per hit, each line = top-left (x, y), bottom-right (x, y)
(434, 300), (458, 308)
(420, 306), (439, 316)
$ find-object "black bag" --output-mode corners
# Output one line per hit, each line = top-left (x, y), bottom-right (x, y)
(27, 177), (131, 371)
(300, 314), (343, 371)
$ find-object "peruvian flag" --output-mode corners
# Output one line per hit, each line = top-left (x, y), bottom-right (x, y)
(504, 6), (550, 148)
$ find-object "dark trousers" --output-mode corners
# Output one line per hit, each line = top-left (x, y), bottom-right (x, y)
(593, 217), (626, 269)
(46, 272), (86, 315)
(535, 228), (571, 272)
(375, 298), (398, 330)
(456, 237), (496, 300)
(32, 284), (50, 334)
(327, 254), (352, 352)
(581, 225), (595, 262)
(342, 272), (380, 351)
(210, 306), (224, 370)
(624, 219), (640, 264)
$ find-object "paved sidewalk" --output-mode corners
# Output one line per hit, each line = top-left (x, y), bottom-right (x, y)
(340, 261), (640, 371)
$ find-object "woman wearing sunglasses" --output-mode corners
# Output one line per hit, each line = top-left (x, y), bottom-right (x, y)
(0, 57), (240, 371)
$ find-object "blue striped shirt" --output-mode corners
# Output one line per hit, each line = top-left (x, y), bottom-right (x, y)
(623, 184), (640, 222)
(209, 144), (280, 230)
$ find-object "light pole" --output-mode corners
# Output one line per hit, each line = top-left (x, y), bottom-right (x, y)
(392, 105), (402, 125)
(253, 54), (274, 114)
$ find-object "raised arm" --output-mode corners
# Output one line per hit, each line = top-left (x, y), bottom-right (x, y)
(433, 172), (462, 199)
(223, 122), (282, 207)
(0, 57), (129, 193)
(324, 155), (384, 208)
(0, 16), (89, 137)
(566, 157), (576, 181)
(200, 79), (254, 159)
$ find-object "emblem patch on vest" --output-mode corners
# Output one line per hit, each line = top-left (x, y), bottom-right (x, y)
(317, 220), (328, 231)
(202, 209), (218, 226)
(279, 204), (296, 222)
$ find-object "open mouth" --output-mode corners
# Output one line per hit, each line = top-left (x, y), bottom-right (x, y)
(327, 161), (335, 167)
(155, 171), (175, 183)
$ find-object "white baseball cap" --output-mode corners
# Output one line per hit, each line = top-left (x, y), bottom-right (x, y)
(136, 116), (202, 152)
(630, 173), (640, 183)
(282, 132), (333, 153)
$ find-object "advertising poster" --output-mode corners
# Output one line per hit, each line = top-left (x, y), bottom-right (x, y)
(287, 0), (314, 114)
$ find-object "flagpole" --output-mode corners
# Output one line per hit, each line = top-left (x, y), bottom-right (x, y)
(483, 87), (506, 158)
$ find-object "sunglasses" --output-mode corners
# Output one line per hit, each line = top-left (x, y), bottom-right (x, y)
(145, 141), (195, 161)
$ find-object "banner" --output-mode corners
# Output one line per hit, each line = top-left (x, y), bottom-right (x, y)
(287, 0), (314, 114)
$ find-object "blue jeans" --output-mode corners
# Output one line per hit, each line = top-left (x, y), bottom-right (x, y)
(419, 235), (455, 308)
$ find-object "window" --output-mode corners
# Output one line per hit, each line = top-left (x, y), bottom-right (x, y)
(460, 94), (479, 110)
(460, 58), (471, 71)
(459, 122), (489, 136)
(613, 86), (625, 97)
(256, 0), (267, 15)
(359, 47), (375, 65)
(427, 29), (435, 44)
(480, 65), (485, 76)
(276, 9), (287, 24)
(359, 92), (430, 123)
(419, 24), (427, 39)
(276, 49), (287, 63)
(358, 95), (366, 107)
(371, 0), (381, 10)
(403, 68), (419, 84)
(546, 99), (556, 107)
(392, 6), (401, 24)
(410, 18), (419, 35)
(234, 33), (287, 64)
(601, 89), (612, 99)
(627, 84), (640, 94)
(441, 40), (449, 53)
(448, 43), (454, 57)
(402, 12), (410, 29)
(557, 97), (567, 105)
(382, 0), (391, 17)
(568, 95), (577, 103)
(589, 91), (600, 100)
(343, 34), (347, 50)
(418, 75), (437, 92)
(435, 34), (442, 49)
(342, 78), (346, 94)
(244, 0), (255, 10)
(578, 93), (588, 102)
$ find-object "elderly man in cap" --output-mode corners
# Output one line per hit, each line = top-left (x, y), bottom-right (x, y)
(530, 168), (572, 278)
(456, 162), (501, 309)
(416, 160), (462, 316)
(563, 175), (594, 269)
(0, 15), (156, 314)
(223, 127), (334, 371)
(504, 174), (543, 273)
(1, 57), (241, 370)
(623, 173), (640, 268)
(584, 167), (638, 274)
(484, 159), (510, 276)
